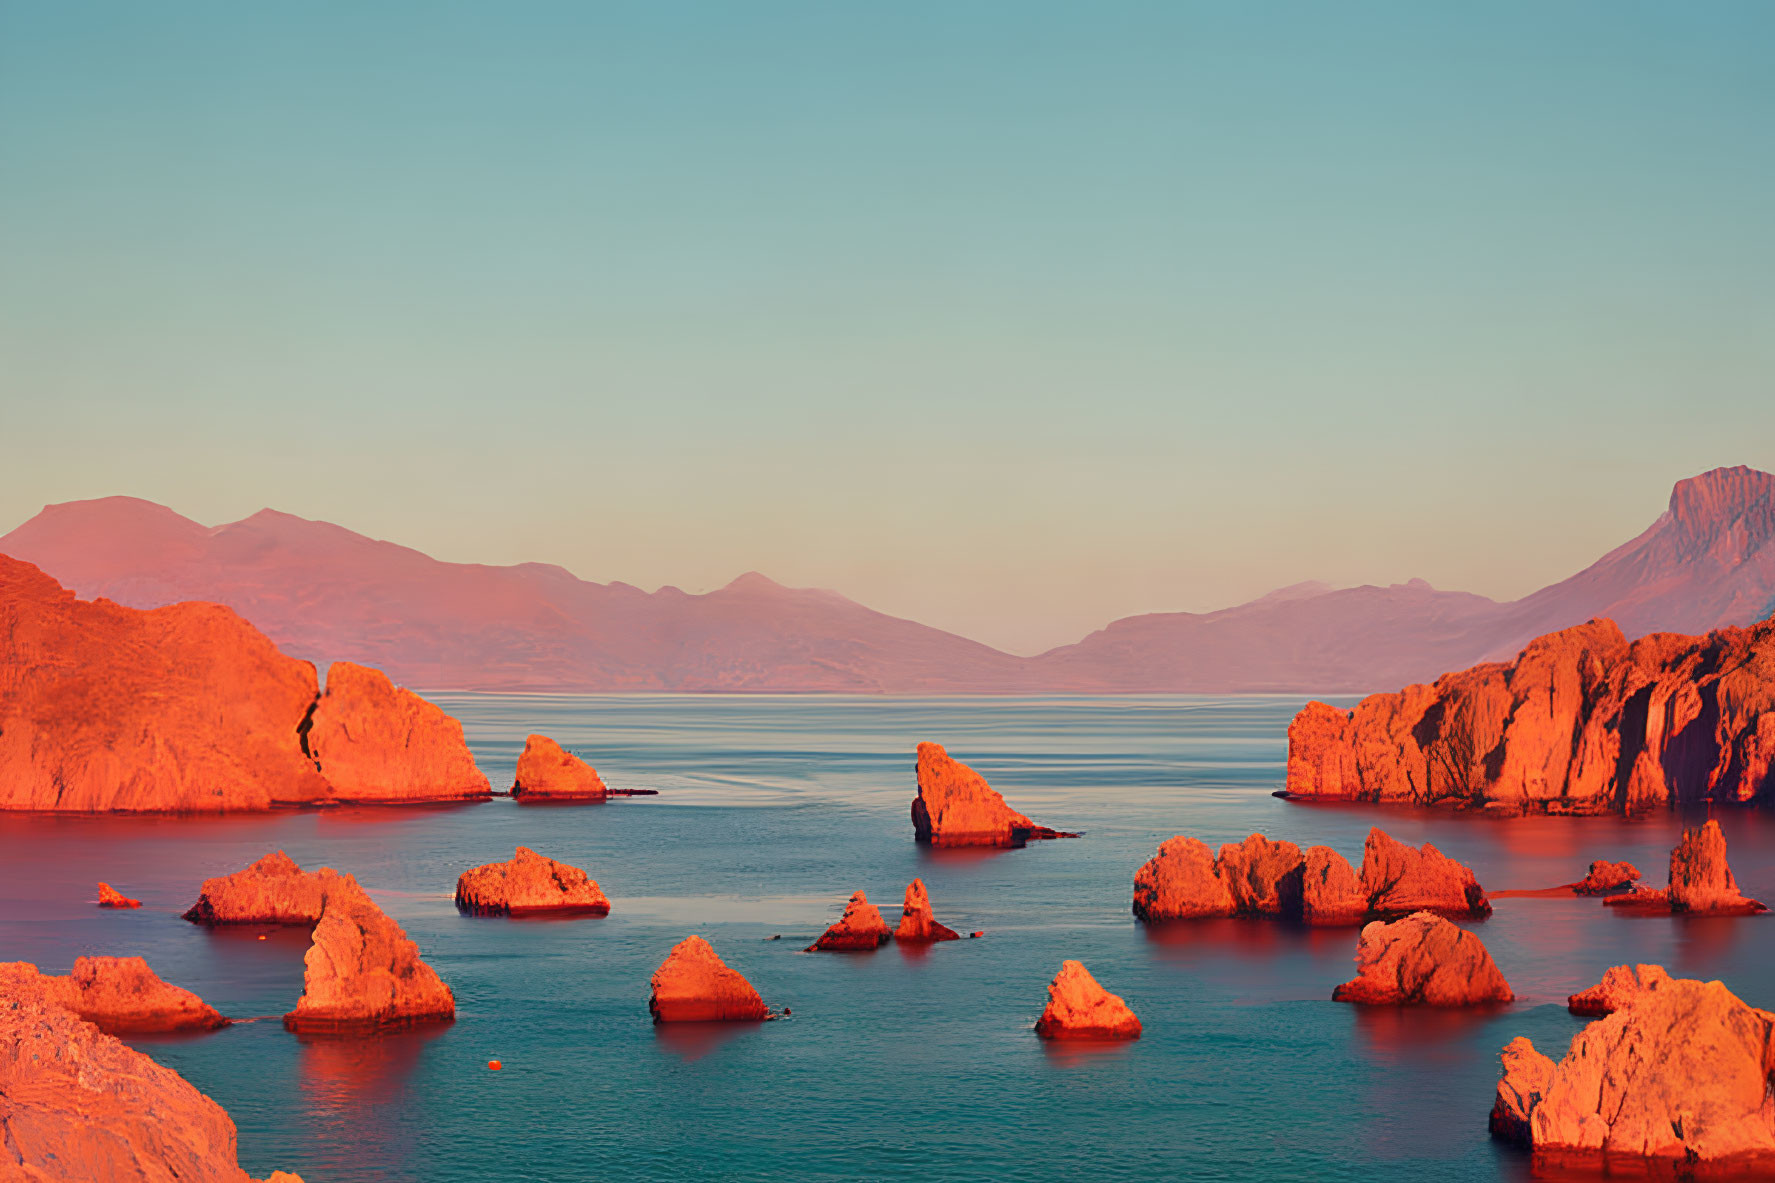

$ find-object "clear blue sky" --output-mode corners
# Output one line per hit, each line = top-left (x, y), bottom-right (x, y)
(2, 1), (1772, 652)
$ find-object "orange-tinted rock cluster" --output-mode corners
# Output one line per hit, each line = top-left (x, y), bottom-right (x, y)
(96, 882), (141, 908)
(648, 935), (770, 1023)
(1572, 859), (1640, 895)
(1034, 960), (1141, 1040)
(454, 846), (611, 917)
(911, 742), (1075, 847)
(894, 879), (960, 943)
(1602, 820), (1767, 916)
(1132, 827), (1488, 924)
(806, 891), (891, 951)
(1286, 614), (1775, 813)
(0, 556), (489, 813)
(0, 957), (227, 1034)
(1331, 912), (1512, 1006)
(511, 734), (609, 801)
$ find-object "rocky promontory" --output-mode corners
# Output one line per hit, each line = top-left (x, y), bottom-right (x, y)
(806, 890), (892, 951)
(455, 846), (611, 916)
(303, 661), (491, 803)
(911, 742), (1075, 847)
(0, 957), (228, 1034)
(649, 936), (770, 1023)
(1331, 912), (1512, 1006)
(511, 734), (608, 800)
(1033, 960), (1142, 1041)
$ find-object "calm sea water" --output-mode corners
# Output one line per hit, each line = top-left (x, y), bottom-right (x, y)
(5, 695), (1775, 1183)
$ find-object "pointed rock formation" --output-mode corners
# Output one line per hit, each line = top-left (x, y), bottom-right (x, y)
(303, 662), (491, 803)
(0, 973), (298, 1181)
(1132, 836), (1237, 921)
(1333, 912), (1512, 1006)
(182, 851), (339, 925)
(454, 846), (610, 916)
(1034, 960), (1142, 1040)
(910, 742), (1074, 847)
(1572, 859), (1640, 895)
(648, 936), (769, 1023)
(893, 879), (960, 943)
(0, 957), (227, 1034)
(1300, 845), (1368, 926)
(1216, 834), (1305, 917)
(511, 734), (608, 801)
(1568, 963), (1673, 1016)
(1492, 976), (1775, 1166)
(806, 891), (892, 952)
(96, 883), (141, 909)
(281, 880), (455, 1033)
(1603, 821), (1767, 915)
(1359, 829), (1490, 918)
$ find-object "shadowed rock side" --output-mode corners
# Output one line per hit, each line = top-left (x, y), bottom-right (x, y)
(182, 851), (339, 926)
(1132, 828), (1486, 924)
(1492, 975), (1775, 1167)
(1285, 612), (1775, 815)
(511, 734), (608, 800)
(305, 662), (491, 803)
(0, 974), (300, 1181)
(0, 958), (227, 1034)
(1331, 912), (1513, 1006)
(1034, 960), (1142, 1041)
(455, 846), (610, 916)
(282, 880), (455, 1033)
(911, 742), (1074, 847)
(1568, 964), (1673, 1016)
(96, 883), (141, 909)
(1573, 860), (1640, 895)
(649, 936), (769, 1023)
(806, 891), (892, 952)
(1603, 820), (1768, 916)
(894, 879), (960, 943)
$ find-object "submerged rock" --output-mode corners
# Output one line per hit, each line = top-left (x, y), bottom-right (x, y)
(1033, 960), (1142, 1041)
(96, 883), (141, 909)
(454, 846), (610, 917)
(0, 957), (227, 1034)
(1332, 912), (1512, 1006)
(649, 935), (769, 1023)
(1572, 859), (1640, 895)
(893, 879), (960, 943)
(303, 662), (492, 804)
(806, 891), (892, 952)
(1568, 963), (1673, 1017)
(281, 880), (455, 1033)
(1300, 845), (1368, 926)
(1359, 829), (1490, 918)
(511, 734), (608, 801)
(1131, 836), (1237, 921)
(182, 851), (338, 926)
(910, 742), (1074, 847)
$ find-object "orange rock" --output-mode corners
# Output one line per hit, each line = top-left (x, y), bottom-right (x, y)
(0, 973), (296, 1181)
(1332, 912), (1512, 1006)
(182, 851), (340, 925)
(1494, 975), (1775, 1164)
(1488, 1035), (1556, 1145)
(304, 662), (491, 803)
(1359, 828), (1490, 918)
(910, 742), (1073, 847)
(1216, 834), (1305, 917)
(0, 555), (330, 812)
(648, 935), (769, 1023)
(893, 879), (959, 943)
(454, 846), (610, 916)
(511, 734), (608, 801)
(1131, 836), (1237, 921)
(0, 957), (227, 1034)
(1300, 845), (1368, 926)
(1670, 820), (1766, 914)
(1572, 859), (1640, 895)
(1033, 960), (1141, 1041)
(96, 882), (141, 909)
(1568, 963), (1673, 1016)
(281, 880), (455, 1033)
(1284, 613), (1775, 814)
(806, 890), (892, 952)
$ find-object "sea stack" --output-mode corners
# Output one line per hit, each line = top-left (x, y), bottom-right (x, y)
(511, 734), (609, 801)
(182, 851), (338, 925)
(1359, 829), (1490, 918)
(1332, 912), (1513, 1006)
(911, 742), (1073, 847)
(0, 957), (228, 1034)
(282, 881), (455, 1033)
(806, 891), (892, 952)
(1603, 820), (1767, 915)
(1033, 961), (1142, 1041)
(454, 846), (611, 916)
(893, 879), (960, 943)
(1573, 859), (1640, 895)
(1131, 836), (1237, 921)
(302, 661), (492, 803)
(648, 936), (769, 1023)
(96, 883), (141, 909)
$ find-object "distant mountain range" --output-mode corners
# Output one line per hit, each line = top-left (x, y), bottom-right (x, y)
(4, 466), (1773, 693)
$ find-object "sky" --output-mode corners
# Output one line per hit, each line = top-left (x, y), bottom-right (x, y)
(2, 2), (1772, 655)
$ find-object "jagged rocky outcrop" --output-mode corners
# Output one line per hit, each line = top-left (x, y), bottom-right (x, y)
(1573, 859), (1640, 895)
(304, 662), (491, 803)
(511, 733), (608, 801)
(648, 936), (769, 1023)
(1131, 827), (1487, 924)
(0, 972), (299, 1181)
(1568, 963), (1672, 1016)
(1284, 612), (1775, 814)
(806, 891), (892, 952)
(0, 957), (227, 1034)
(1332, 912), (1512, 1006)
(96, 882), (141, 909)
(1603, 820), (1767, 915)
(911, 742), (1075, 847)
(1033, 960), (1142, 1041)
(1492, 975), (1775, 1168)
(182, 851), (341, 925)
(893, 879), (960, 943)
(282, 879), (455, 1033)
(454, 846), (610, 916)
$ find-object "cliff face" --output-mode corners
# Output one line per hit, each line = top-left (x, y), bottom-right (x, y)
(1285, 613), (1775, 813)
